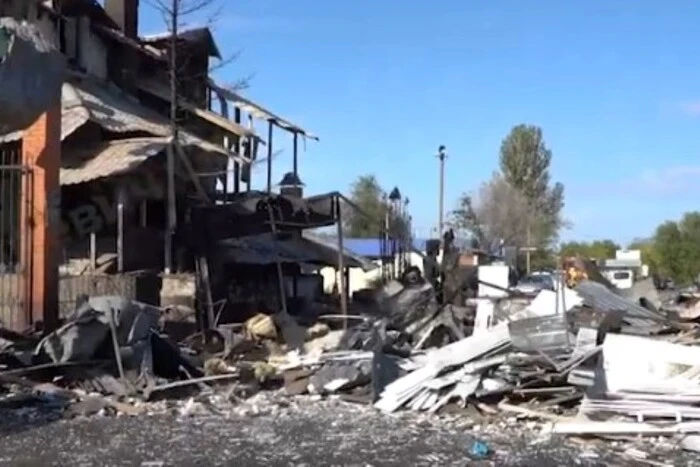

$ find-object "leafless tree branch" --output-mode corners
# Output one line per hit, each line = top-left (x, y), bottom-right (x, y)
(144, 0), (252, 89)
(451, 172), (534, 253)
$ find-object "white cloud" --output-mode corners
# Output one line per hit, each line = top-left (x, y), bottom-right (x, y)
(680, 100), (700, 117)
(634, 165), (700, 195)
(571, 165), (700, 198)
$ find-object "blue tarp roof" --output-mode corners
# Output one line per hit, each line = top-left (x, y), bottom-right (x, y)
(342, 238), (392, 258)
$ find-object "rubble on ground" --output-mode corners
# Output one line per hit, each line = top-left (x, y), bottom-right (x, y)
(3, 267), (700, 462)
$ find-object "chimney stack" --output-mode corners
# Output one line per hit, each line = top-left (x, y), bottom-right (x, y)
(105, 0), (139, 38)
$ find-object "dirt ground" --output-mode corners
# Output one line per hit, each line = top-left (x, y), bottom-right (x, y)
(0, 391), (693, 466)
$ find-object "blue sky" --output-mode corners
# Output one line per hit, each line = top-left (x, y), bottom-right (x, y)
(139, 0), (700, 245)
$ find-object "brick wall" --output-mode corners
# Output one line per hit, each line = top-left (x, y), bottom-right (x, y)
(21, 106), (61, 329)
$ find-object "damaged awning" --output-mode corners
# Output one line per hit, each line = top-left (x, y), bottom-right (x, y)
(218, 232), (375, 271)
(65, 78), (170, 138)
(136, 79), (259, 141)
(61, 137), (167, 186)
(208, 80), (318, 140)
(60, 133), (241, 186)
(0, 83), (91, 144)
(1, 77), (252, 161)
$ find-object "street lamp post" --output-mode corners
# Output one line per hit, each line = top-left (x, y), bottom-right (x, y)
(389, 187), (402, 278)
(403, 197), (410, 272)
(437, 145), (447, 239)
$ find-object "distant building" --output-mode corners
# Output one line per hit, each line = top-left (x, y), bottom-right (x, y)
(599, 249), (646, 289)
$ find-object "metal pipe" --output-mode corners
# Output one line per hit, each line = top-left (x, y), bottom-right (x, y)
(116, 187), (124, 273)
(293, 132), (298, 181)
(89, 232), (96, 271)
(266, 120), (273, 193)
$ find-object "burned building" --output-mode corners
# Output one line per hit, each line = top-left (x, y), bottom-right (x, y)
(0, 0), (322, 331)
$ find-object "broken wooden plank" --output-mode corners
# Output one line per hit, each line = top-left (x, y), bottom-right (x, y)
(374, 323), (511, 413)
(497, 401), (565, 421)
(145, 373), (239, 399)
(547, 420), (700, 435)
(0, 360), (104, 378)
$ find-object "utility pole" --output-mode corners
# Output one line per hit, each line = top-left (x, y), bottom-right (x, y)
(437, 145), (446, 238)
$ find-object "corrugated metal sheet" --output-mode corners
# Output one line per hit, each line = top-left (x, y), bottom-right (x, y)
(71, 79), (248, 162)
(219, 232), (376, 270)
(574, 280), (667, 333)
(1, 77), (248, 163)
(0, 84), (90, 143)
(0, 80), (162, 141)
(62, 105), (91, 140)
(72, 79), (171, 136)
(61, 137), (168, 185)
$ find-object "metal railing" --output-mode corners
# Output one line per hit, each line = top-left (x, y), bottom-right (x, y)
(0, 140), (32, 330)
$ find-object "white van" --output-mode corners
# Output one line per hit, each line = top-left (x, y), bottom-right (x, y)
(603, 269), (634, 289)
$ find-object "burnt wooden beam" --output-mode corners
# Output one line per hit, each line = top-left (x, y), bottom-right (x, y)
(234, 107), (241, 194)
(336, 197), (348, 326)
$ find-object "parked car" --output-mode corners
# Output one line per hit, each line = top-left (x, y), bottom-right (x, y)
(514, 274), (555, 294)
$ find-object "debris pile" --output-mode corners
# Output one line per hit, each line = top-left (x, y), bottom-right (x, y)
(362, 274), (700, 457)
(4, 266), (700, 461)
(0, 296), (246, 417)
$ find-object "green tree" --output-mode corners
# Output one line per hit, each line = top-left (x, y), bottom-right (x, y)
(344, 175), (409, 239)
(679, 212), (700, 280)
(499, 124), (566, 249)
(451, 173), (530, 252)
(652, 212), (700, 285)
(450, 125), (565, 271)
(560, 240), (619, 260)
(560, 241), (588, 258)
(653, 221), (686, 282)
